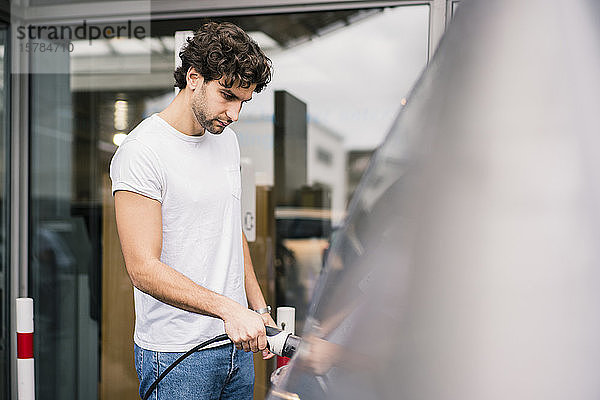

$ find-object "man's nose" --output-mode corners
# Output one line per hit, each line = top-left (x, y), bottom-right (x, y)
(226, 103), (241, 122)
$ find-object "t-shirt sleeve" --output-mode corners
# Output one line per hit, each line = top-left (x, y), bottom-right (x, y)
(109, 139), (164, 202)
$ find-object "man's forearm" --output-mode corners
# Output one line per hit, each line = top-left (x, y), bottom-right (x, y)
(242, 233), (268, 311)
(129, 257), (241, 321)
(242, 233), (277, 347)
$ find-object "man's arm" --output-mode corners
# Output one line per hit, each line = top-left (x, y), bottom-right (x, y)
(242, 232), (277, 359)
(114, 190), (268, 353)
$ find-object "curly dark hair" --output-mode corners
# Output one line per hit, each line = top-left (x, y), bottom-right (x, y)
(174, 22), (272, 93)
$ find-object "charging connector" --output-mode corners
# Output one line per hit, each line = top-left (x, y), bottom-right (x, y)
(266, 326), (302, 358)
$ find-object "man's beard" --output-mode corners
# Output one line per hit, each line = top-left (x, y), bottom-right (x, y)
(192, 85), (225, 135)
(195, 110), (222, 135)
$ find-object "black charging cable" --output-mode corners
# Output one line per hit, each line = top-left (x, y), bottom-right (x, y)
(142, 326), (300, 400)
(142, 334), (230, 400)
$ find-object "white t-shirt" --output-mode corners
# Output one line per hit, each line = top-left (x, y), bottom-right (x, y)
(109, 114), (247, 352)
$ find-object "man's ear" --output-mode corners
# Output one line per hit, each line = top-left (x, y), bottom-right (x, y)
(186, 67), (204, 90)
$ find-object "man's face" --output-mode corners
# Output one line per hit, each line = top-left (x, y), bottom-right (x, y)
(191, 78), (256, 135)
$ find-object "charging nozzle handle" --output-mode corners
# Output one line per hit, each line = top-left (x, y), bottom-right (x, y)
(265, 326), (301, 358)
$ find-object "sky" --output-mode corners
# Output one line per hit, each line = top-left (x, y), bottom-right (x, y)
(241, 5), (430, 150)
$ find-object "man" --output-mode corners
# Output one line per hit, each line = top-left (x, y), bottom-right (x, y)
(110, 22), (275, 399)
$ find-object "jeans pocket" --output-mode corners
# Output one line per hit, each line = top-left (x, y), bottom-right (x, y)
(225, 165), (241, 200)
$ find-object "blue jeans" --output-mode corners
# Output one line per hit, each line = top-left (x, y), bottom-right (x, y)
(134, 342), (254, 400)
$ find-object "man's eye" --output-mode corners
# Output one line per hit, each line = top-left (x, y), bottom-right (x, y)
(223, 93), (235, 100)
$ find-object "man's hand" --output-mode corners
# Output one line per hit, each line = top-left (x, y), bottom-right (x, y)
(260, 313), (277, 360)
(222, 304), (268, 353)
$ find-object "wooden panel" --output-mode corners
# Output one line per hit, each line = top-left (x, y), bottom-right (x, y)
(100, 174), (139, 400)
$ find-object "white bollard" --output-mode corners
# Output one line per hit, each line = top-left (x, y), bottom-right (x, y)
(276, 306), (295, 334)
(16, 298), (35, 400)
